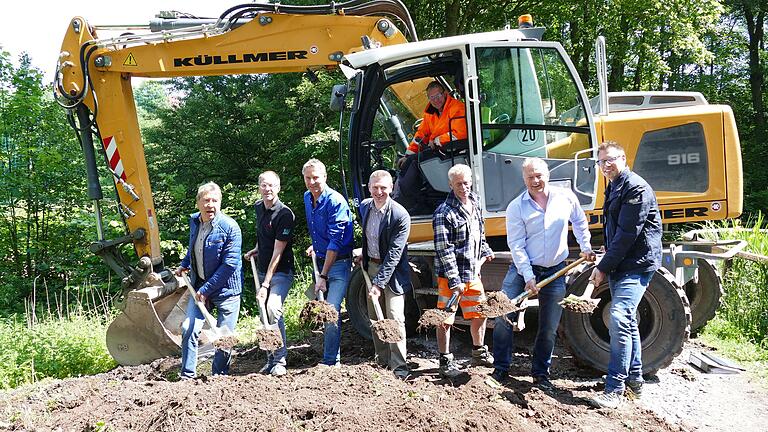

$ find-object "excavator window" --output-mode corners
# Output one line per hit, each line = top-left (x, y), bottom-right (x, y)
(474, 45), (595, 211)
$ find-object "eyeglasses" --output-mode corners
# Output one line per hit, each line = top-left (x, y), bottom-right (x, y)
(596, 155), (623, 167)
(427, 92), (445, 101)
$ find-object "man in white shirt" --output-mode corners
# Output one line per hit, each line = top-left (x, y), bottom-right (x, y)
(492, 157), (594, 389)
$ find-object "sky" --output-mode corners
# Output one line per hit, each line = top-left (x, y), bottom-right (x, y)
(0, 1), (238, 83)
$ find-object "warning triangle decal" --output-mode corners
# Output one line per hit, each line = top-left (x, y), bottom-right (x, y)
(123, 53), (138, 67)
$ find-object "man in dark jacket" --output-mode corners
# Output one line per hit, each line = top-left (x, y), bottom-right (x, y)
(359, 170), (412, 379)
(589, 142), (662, 409)
(175, 181), (242, 379)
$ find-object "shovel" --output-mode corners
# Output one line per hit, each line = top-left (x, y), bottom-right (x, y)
(249, 255), (280, 332)
(506, 257), (588, 311)
(418, 290), (460, 329)
(559, 280), (600, 313)
(361, 267), (404, 343)
(310, 251), (326, 302)
(182, 274), (237, 350)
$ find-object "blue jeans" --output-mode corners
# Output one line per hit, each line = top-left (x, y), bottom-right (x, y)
(493, 262), (566, 378)
(259, 271), (294, 366)
(321, 259), (351, 365)
(180, 292), (241, 379)
(605, 270), (653, 393)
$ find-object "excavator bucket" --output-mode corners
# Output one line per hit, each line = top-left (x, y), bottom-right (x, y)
(106, 286), (186, 365)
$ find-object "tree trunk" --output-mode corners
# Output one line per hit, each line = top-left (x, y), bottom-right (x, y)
(743, 4), (766, 150)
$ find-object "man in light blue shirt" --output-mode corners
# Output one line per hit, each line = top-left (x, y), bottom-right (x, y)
(492, 157), (594, 389)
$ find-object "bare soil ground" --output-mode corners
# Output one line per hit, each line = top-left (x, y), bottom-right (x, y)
(1, 314), (766, 431)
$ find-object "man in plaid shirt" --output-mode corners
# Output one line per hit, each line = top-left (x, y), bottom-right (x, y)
(432, 164), (494, 378)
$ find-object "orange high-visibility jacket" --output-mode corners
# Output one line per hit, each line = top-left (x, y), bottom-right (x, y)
(408, 94), (467, 154)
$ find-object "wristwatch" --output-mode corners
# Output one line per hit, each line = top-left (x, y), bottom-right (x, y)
(319, 274), (329, 281)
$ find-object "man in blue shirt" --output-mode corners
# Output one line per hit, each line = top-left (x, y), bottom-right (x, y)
(492, 158), (594, 389)
(175, 181), (242, 379)
(302, 158), (354, 366)
(590, 142), (662, 409)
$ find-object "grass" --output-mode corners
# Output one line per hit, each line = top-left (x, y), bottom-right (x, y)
(695, 213), (768, 385)
(0, 313), (117, 390)
(699, 317), (768, 384)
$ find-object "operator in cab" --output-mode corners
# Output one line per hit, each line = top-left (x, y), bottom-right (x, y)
(175, 181), (243, 380)
(394, 81), (467, 213)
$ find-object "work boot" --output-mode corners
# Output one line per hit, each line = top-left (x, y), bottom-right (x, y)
(590, 391), (624, 409)
(533, 376), (555, 391)
(439, 353), (462, 378)
(626, 380), (643, 398)
(471, 345), (494, 367)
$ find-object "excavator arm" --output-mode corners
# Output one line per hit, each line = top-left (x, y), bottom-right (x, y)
(55, 1), (418, 365)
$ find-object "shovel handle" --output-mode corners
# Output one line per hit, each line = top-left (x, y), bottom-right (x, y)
(361, 268), (385, 321)
(534, 257), (586, 290)
(444, 290), (460, 312)
(182, 275), (219, 331)
(310, 251), (327, 302)
(249, 254), (261, 288)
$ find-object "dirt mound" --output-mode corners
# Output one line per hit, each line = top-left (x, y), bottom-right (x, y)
(1, 322), (689, 432)
(255, 328), (284, 351)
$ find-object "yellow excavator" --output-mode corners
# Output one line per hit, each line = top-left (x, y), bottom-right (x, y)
(56, 1), (744, 373)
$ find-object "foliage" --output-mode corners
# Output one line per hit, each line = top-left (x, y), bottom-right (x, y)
(0, 313), (116, 389)
(701, 214), (768, 348)
(700, 317), (768, 384)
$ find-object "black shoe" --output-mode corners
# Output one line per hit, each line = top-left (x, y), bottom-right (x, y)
(626, 380), (643, 397)
(491, 369), (509, 384)
(533, 376), (555, 391)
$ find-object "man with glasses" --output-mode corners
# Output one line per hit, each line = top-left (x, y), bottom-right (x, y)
(589, 142), (662, 409)
(394, 81), (467, 212)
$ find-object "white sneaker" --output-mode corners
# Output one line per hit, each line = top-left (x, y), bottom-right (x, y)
(590, 391), (624, 409)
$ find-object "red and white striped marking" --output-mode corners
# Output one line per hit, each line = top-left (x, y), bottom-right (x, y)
(101, 136), (126, 181)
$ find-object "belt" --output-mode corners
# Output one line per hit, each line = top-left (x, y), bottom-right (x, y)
(532, 262), (565, 272)
(369, 257), (383, 264)
(317, 254), (351, 265)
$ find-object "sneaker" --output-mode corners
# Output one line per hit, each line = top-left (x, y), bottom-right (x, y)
(626, 380), (643, 398)
(471, 345), (494, 367)
(490, 369), (509, 384)
(533, 376), (555, 391)
(590, 391), (624, 409)
(439, 353), (462, 378)
(270, 364), (287, 377)
(259, 363), (273, 374)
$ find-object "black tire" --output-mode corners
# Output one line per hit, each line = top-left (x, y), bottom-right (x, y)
(684, 259), (722, 334)
(346, 268), (372, 340)
(560, 266), (691, 374)
(345, 267), (422, 340)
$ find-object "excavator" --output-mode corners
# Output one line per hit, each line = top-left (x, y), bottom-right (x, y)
(56, 0), (745, 373)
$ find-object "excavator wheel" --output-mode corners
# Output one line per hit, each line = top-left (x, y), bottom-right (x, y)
(684, 259), (723, 334)
(560, 265), (691, 374)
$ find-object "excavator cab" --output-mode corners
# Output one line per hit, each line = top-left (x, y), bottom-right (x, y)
(345, 32), (599, 241)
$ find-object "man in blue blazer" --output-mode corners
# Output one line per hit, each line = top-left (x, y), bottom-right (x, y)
(359, 170), (412, 378)
(175, 181), (242, 379)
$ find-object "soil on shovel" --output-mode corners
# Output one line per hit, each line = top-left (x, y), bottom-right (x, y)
(255, 329), (284, 351)
(560, 295), (599, 314)
(371, 319), (403, 343)
(477, 291), (522, 318)
(417, 308), (452, 329)
(300, 300), (339, 327)
(213, 335), (239, 350)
